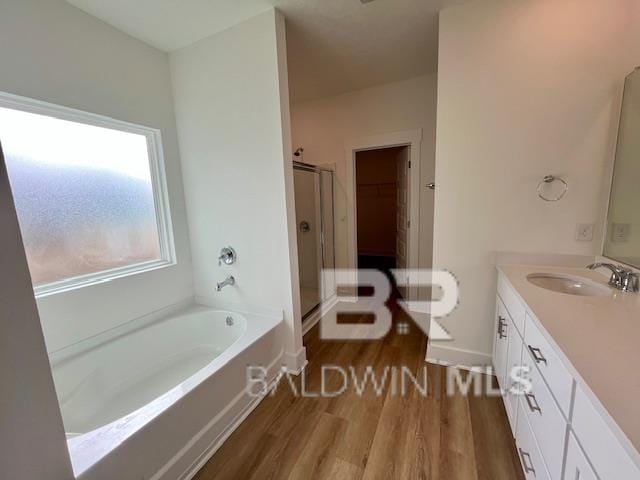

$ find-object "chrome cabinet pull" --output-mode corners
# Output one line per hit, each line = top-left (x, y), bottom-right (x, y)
(498, 316), (507, 339)
(524, 392), (542, 414)
(519, 448), (536, 475)
(528, 345), (547, 365)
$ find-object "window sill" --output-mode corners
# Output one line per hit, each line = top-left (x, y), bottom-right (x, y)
(34, 259), (176, 299)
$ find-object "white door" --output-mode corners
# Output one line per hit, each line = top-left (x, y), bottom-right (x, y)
(395, 147), (409, 298)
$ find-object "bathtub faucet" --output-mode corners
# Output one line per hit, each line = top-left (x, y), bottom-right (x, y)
(216, 276), (235, 292)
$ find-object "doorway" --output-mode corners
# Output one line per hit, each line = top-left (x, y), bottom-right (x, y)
(355, 146), (410, 296)
(346, 129), (422, 301)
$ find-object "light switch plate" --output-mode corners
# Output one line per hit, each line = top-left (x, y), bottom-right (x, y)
(575, 223), (594, 242)
(611, 222), (631, 243)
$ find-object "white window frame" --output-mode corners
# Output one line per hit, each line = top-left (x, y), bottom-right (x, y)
(0, 91), (176, 297)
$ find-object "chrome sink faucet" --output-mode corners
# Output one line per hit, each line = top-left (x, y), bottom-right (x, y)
(216, 276), (235, 292)
(586, 263), (639, 292)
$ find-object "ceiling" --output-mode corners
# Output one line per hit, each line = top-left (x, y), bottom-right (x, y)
(66, 0), (463, 103)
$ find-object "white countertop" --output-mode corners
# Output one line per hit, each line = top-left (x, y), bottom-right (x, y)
(497, 265), (640, 461)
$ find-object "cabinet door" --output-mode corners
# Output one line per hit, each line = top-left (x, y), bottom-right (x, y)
(493, 297), (510, 394)
(564, 433), (597, 480)
(572, 386), (640, 479)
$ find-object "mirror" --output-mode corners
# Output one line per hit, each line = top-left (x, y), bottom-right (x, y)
(604, 67), (640, 268)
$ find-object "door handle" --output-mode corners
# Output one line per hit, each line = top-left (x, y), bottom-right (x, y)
(426, 182), (435, 190)
(299, 220), (311, 233)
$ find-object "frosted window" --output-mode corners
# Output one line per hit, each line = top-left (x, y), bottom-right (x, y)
(0, 105), (165, 288)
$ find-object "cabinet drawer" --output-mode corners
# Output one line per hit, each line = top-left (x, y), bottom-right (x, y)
(516, 403), (551, 480)
(572, 386), (640, 479)
(563, 432), (597, 480)
(497, 274), (526, 336)
(524, 313), (573, 416)
(522, 345), (567, 479)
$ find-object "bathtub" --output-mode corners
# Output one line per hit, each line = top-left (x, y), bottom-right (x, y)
(49, 304), (284, 479)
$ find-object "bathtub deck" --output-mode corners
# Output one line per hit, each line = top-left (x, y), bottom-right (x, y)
(193, 299), (524, 480)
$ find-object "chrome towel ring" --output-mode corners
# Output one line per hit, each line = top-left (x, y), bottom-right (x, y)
(537, 175), (568, 202)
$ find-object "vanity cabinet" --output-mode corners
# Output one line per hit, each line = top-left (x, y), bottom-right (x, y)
(494, 271), (640, 480)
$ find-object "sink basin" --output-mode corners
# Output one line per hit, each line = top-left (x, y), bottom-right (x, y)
(526, 273), (611, 297)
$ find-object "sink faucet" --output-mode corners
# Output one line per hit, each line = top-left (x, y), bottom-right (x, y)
(216, 275), (235, 292)
(586, 263), (639, 292)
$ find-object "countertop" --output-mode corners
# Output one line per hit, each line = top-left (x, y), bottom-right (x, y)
(497, 265), (640, 462)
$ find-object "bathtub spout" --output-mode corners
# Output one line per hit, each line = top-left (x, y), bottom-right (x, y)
(216, 276), (235, 292)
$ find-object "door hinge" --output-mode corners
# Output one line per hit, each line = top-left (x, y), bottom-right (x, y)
(408, 161), (411, 168)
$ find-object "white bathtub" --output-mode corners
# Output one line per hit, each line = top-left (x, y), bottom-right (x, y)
(50, 304), (283, 479)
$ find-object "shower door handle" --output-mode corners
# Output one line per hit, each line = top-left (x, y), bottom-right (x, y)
(299, 220), (311, 233)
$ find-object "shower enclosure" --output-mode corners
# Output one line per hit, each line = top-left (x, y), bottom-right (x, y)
(293, 161), (335, 320)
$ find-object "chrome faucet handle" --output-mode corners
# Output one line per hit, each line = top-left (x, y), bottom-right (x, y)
(587, 263), (639, 292)
(621, 271), (639, 293)
(218, 246), (236, 266)
(586, 262), (624, 287)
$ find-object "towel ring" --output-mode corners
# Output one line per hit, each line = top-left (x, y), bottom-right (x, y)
(537, 175), (568, 202)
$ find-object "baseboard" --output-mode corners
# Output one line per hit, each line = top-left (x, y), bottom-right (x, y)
(426, 342), (492, 370)
(152, 352), (283, 480)
(302, 294), (338, 336)
(282, 346), (307, 375)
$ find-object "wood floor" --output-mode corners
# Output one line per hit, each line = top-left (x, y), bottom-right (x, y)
(194, 299), (524, 480)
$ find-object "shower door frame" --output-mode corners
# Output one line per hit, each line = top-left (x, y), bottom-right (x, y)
(293, 161), (337, 318)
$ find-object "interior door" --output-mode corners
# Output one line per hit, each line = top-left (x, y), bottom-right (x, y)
(395, 148), (409, 298)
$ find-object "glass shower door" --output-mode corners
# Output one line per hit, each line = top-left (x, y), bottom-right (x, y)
(294, 168), (322, 317)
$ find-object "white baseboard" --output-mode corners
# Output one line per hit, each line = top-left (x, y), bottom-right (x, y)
(426, 342), (492, 370)
(282, 346), (307, 375)
(301, 294), (338, 336)
(152, 352), (283, 480)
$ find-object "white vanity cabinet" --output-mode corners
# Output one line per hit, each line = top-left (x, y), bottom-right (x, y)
(494, 270), (640, 480)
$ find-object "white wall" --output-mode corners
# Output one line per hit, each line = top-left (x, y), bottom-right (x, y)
(0, 149), (73, 480)
(433, 0), (640, 362)
(291, 74), (438, 277)
(170, 9), (304, 366)
(0, 0), (194, 353)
